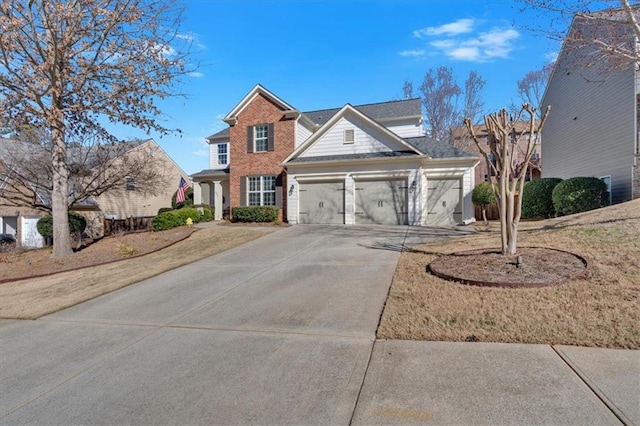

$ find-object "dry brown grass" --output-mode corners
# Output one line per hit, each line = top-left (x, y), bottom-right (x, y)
(0, 227), (273, 319)
(378, 199), (640, 349)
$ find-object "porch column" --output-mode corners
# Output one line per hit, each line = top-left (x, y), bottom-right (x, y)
(212, 180), (223, 221)
(193, 181), (202, 205)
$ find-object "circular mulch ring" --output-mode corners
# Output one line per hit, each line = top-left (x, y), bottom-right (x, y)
(427, 247), (588, 288)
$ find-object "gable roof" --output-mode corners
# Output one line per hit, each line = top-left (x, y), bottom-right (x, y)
(282, 103), (424, 165)
(206, 127), (230, 141)
(223, 84), (298, 125)
(302, 98), (421, 126)
(404, 137), (476, 159)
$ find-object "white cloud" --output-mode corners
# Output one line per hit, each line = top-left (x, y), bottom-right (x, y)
(399, 49), (426, 58)
(403, 18), (520, 63)
(429, 27), (520, 62)
(448, 47), (481, 62)
(188, 71), (204, 78)
(414, 18), (475, 38)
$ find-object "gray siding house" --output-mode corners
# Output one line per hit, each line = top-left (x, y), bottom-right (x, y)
(542, 10), (640, 204)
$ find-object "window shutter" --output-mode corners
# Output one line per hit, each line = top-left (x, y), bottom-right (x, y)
(240, 176), (247, 206)
(275, 174), (283, 207)
(267, 123), (275, 151)
(247, 127), (254, 153)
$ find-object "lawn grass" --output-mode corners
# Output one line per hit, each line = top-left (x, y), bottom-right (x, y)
(378, 199), (640, 349)
(0, 227), (273, 319)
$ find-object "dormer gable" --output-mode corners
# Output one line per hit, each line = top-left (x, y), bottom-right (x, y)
(283, 104), (423, 164)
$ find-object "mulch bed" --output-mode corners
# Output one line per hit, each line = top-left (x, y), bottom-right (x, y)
(427, 247), (588, 288)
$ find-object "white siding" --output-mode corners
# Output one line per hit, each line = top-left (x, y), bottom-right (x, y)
(209, 142), (230, 170)
(296, 122), (313, 147)
(301, 116), (409, 158)
(542, 36), (636, 204)
(384, 118), (424, 138)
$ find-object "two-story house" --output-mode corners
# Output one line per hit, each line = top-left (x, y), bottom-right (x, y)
(193, 85), (479, 227)
(541, 7), (640, 204)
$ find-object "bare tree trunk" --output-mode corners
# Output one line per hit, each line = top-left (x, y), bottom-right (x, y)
(482, 205), (488, 225)
(50, 125), (72, 257)
(505, 189), (517, 256)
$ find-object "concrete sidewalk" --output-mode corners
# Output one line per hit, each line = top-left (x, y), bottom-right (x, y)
(352, 341), (639, 425)
(1, 225), (638, 425)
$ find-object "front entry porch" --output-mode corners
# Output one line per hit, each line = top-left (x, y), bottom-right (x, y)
(191, 169), (230, 221)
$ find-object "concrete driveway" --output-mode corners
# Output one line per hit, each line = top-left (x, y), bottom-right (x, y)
(0, 225), (468, 425)
(2, 224), (637, 425)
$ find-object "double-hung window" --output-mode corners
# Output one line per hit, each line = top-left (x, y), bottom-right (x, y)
(217, 144), (228, 165)
(247, 123), (274, 153)
(248, 176), (276, 206)
(254, 125), (269, 152)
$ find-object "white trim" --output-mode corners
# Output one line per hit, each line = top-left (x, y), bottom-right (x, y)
(223, 84), (296, 124)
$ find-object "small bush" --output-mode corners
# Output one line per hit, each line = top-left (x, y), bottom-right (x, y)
(193, 204), (214, 222)
(152, 211), (182, 231)
(36, 212), (87, 238)
(522, 178), (563, 218)
(174, 207), (201, 223)
(157, 207), (173, 215)
(117, 242), (139, 257)
(152, 207), (203, 231)
(552, 177), (608, 216)
(472, 182), (496, 206)
(232, 206), (279, 223)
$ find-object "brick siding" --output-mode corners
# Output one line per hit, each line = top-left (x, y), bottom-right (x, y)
(229, 94), (296, 219)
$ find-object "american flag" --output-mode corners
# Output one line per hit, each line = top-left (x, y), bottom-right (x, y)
(176, 177), (191, 203)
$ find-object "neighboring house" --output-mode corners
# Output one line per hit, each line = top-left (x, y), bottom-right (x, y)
(0, 137), (189, 246)
(450, 123), (542, 185)
(193, 84), (479, 226)
(541, 8), (640, 204)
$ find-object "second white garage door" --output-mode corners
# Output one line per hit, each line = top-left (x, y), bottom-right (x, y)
(355, 179), (408, 225)
(298, 181), (345, 224)
(426, 178), (462, 226)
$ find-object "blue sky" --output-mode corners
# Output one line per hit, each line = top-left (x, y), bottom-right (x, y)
(121, 0), (562, 175)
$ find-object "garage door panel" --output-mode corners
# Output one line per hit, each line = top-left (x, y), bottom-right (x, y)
(355, 180), (408, 225)
(426, 179), (462, 226)
(299, 182), (344, 224)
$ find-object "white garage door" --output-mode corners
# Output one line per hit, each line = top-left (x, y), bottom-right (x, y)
(22, 216), (43, 248)
(298, 181), (345, 224)
(426, 179), (462, 226)
(355, 179), (408, 225)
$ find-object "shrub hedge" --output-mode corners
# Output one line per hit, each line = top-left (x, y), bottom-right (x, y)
(232, 206), (279, 223)
(521, 178), (563, 218)
(552, 177), (608, 216)
(151, 206), (214, 231)
(36, 212), (87, 238)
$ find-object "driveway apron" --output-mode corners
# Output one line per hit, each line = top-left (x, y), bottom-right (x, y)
(1, 224), (458, 425)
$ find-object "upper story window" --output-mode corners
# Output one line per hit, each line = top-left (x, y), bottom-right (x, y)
(217, 143), (228, 165)
(247, 123), (274, 153)
(254, 125), (269, 152)
(125, 177), (135, 191)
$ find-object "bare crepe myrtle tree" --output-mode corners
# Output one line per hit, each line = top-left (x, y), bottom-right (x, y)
(0, 0), (192, 257)
(464, 104), (551, 255)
